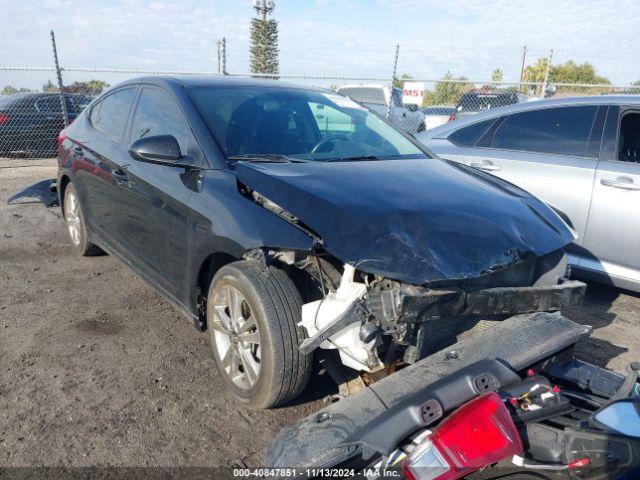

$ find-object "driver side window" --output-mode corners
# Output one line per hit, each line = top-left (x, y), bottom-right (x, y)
(130, 87), (190, 153)
(308, 102), (354, 136)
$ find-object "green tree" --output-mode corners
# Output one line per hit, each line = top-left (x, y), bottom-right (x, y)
(64, 80), (110, 94)
(42, 79), (59, 93)
(523, 58), (610, 84)
(393, 73), (414, 89)
(250, 0), (279, 77)
(0, 85), (31, 95)
(423, 72), (472, 106)
(491, 68), (503, 83)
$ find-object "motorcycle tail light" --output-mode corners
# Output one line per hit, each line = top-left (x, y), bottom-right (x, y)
(403, 393), (523, 480)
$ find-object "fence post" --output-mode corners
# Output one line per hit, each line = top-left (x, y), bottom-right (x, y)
(50, 30), (69, 127)
(541, 49), (553, 99)
(387, 43), (399, 119)
(519, 45), (527, 92)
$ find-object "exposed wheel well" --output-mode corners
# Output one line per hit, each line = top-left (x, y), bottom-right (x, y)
(58, 174), (71, 214)
(195, 252), (239, 328)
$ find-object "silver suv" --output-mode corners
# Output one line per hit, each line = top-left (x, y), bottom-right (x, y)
(417, 96), (640, 292)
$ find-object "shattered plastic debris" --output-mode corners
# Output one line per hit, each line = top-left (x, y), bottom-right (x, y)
(7, 179), (59, 208)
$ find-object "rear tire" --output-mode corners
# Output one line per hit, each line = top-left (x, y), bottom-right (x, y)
(207, 260), (312, 409)
(63, 183), (102, 257)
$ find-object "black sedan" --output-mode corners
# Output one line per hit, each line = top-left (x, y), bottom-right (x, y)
(0, 92), (92, 157)
(57, 76), (580, 408)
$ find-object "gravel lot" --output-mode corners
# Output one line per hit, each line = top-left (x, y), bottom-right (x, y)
(1, 158), (639, 469)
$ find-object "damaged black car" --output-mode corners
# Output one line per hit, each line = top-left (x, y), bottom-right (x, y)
(57, 76), (585, 408)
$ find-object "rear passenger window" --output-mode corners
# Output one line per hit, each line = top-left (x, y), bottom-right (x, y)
(448, 119), (496, 147)
(35, 96), (62, 114)
(130, 88), (190, 153)
(90, 88), (137, 140)
(493, 106), (598, 157)
(618, 111), (640, 163)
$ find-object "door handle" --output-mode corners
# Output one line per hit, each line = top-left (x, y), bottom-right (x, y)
(112, 167), (129, 184)
(72, 145), (83, 154)
(470, 161), (502, 172)
(601, 177), (640, 191)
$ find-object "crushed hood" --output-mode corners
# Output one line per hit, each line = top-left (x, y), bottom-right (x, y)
(236, 159), (574, 285)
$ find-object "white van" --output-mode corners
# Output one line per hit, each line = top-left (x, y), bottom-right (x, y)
(336, 84), (426, 133)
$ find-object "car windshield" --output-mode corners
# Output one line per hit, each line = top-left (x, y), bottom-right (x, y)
(0, 94), (28, 108)
(189, 86), (427, 162)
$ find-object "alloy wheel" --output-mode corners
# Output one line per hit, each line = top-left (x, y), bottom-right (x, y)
(65, 190), (82, 247)
(211, 284), (261, 390)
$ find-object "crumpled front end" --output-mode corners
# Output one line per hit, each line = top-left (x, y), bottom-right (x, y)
(295, 252), (585, 372)
(235, 158), (584, 372)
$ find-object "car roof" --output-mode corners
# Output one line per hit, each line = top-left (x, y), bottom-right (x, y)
(421, 95), (640, 138)
(0, 92), (77, 109)
(337, 84), (387, 89)
(115, 75), (322, 92)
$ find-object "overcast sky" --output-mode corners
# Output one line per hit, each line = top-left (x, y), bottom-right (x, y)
(2, 0), (639, 85)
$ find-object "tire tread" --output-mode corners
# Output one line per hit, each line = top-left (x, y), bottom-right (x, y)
(209, 260), (311, 408)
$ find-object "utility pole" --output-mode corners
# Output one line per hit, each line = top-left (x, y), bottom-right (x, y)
(254, 0), (274, 19)
(250, 0), (278, 76)
(542, 49), (553, 98)
(387, 43), (399, 119)
(218, 37), (227, 75)
(519, 45), (527, 90)
(50, 30), (69, 127)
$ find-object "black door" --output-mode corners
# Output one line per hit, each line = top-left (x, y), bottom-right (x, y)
(114, 86), (201, 303)
(76, 87), (138, 251)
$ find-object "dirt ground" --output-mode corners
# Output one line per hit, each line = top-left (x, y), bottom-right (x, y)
(1, 158), (639, 469)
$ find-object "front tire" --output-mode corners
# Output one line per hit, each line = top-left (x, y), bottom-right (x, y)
(63, 183), (102, 257)
(207, 260), (312, 409)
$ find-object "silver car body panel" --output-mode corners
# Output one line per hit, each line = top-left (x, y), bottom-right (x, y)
(416, 96), (640, 292)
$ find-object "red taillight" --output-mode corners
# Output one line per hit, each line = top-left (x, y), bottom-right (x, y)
(58, 130), (67, 147)
(0, 113), (9, 125)
(447, 113), (456, 122)
(403, 393), (523, 480)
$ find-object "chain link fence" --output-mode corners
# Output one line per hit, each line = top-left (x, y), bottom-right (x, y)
(2, 66), (639, 158)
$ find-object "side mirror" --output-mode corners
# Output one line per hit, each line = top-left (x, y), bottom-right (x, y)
(129, 135), (182, 165)
(592, 399), (640, 438)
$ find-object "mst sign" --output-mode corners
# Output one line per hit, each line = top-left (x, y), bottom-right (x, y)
(402, 81), (425, 105)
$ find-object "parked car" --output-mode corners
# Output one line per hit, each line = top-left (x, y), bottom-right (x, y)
(0, 93), (93, 157)
(421, 105), (456, 130)
(416, 96), (640, 292)
(336, 84), (426, 133)
(57, 76), (583, 409)
(450, 89), (527, 121)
